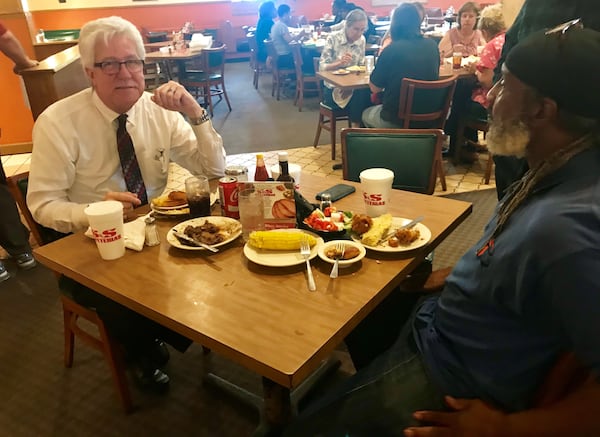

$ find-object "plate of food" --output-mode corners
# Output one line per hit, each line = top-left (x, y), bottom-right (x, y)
(301, 207), (352, 240)
(151, 190), (188, 210)
(346, 65), (366, 72)
(167, 216), (242, 250)
(318, 240), (366, 267)
(332, 69), (350, 75)
(243, 229), (324, 267)
(350, 214), (431, 252)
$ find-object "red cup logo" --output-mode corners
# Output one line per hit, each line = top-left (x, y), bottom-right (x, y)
(92, 227), (122, 243)
(363, 192), (385, 206)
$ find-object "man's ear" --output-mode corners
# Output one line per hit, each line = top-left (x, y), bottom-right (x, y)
(529, 97), (558, 128)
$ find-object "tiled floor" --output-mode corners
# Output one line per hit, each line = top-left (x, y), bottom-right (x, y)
(2, 145), (495, 195)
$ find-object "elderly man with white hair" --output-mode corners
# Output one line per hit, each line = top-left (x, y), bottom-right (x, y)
(28, 16), (226, 392)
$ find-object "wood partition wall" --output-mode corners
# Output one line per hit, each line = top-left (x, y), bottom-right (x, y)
(19, 45), (89, 121)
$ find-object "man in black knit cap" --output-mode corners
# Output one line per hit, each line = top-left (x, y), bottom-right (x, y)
(284, 23), (600, 437)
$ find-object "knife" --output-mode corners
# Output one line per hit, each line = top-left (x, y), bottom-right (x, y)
(172, 230), (219, 253)
(376, 215), (424, 245)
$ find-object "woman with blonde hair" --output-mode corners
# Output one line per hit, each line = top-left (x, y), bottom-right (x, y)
(438, 1), (485, 57)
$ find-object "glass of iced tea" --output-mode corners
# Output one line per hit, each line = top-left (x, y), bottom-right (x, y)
(185, 176), (211, 218)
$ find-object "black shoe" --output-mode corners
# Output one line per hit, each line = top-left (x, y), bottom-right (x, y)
(131, 358), (170, 394)
(150, 339), (170, 368)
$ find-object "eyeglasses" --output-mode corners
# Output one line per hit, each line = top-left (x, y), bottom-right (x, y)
(93, 59), (145, 75)
(545, 18), (583, 37)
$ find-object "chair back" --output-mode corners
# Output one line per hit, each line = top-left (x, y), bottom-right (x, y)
(290, 42), (304, 78)
(341, 128), (444, 194)
(397, 75), (457, 129)
(5, 171), (67, 246)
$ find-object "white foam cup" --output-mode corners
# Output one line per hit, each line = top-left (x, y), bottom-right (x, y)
(359, 168), (394, 217)
(84, 201), (125, 260)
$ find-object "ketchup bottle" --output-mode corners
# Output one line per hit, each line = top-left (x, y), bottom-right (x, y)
(254, 153), (270, 181)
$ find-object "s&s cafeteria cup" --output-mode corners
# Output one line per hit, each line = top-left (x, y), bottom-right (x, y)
(84, 200), (125, 260)
(359, 168), (394, 217)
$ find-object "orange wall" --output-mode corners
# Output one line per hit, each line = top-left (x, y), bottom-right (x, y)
(1, 16), (36, 145)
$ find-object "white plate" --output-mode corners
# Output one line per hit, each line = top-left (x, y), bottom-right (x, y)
(151, 206), (190, 216)
(167, 216), (242, 251)
(243, 229), (324, 267)
(151, 202), (189, 211)
(352, 217), (431, 252)
(331, 69), (350, 75)
(318, 240), (366, 268)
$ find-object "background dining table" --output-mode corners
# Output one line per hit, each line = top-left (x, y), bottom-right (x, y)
(34, 172), (472, 434)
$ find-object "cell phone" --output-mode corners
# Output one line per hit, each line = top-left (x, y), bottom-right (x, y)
(315, 184), (356, 202)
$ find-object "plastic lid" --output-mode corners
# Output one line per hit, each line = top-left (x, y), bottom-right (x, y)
(278, 151), (289, 161)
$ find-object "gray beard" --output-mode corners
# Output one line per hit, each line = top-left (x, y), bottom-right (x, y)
(487, 118), (531, 158)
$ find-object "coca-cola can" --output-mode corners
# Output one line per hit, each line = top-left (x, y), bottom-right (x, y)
(218, 176), (239, 218)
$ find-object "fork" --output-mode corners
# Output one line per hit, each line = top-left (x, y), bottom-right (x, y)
(329, 242), (345, 279)
(300, 236), (316, 291)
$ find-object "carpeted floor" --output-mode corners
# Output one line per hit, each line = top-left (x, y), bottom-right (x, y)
(0, 189), (496, 437)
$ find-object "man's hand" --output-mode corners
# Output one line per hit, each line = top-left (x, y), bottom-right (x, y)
(13, 58), (38, 73)
(339, 52), (353, 67)
(104, 191), (142, 222)
(404, 396), (507, 437)
(151, 80), (203, 120)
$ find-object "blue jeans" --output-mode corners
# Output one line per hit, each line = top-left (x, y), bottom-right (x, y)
(284, 319), (446, 437)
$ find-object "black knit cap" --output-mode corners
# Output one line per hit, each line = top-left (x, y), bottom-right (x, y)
(505, 25), (600, 118)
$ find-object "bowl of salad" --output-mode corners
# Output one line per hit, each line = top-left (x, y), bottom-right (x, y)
(300, 207), (352, 241)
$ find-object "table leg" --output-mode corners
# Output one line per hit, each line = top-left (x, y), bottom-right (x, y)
(254, 377), (292, 437)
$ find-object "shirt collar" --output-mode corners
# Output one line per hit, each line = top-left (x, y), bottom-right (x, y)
(91, 90), (138, 127)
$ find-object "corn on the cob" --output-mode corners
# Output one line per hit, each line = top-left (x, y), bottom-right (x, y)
(248, 231), (317, 250)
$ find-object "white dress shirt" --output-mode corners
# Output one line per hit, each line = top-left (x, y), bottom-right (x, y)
(28, 88), (226, 233)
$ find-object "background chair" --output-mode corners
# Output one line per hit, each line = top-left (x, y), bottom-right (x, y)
(341, 128), (444, 195)
(5, 171), (133, 413)
(247, 33), (267, 89)
(290, 43), (320, 112)
(265, 40), (296, 100)
(181, 45), (232, 116)
(455, 115), (494, 184)
(396, 75), (458, 191)
(312, 57), (350, 160)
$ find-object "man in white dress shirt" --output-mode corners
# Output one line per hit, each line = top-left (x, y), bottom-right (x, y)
(27, 16), (226, 392)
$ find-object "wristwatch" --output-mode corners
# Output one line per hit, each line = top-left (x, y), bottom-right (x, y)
(189, 110), (210, 125)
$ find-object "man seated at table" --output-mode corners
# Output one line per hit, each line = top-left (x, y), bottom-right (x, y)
(285, 24), (600, 436)
(362, 3), (439, 128)
(27, 16), (226, 392)
(270, 4), (306, 70)
(319, 9), (372, 127)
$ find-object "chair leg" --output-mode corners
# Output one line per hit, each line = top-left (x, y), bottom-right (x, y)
(330, 116), (337, 161)
(221, 83), (232, 112)
(436, 158), (447, 191)
(454, 120), (466, 164)
(205, 84), (214, 117)
(276, 74), (281, 101)
(484, 152), (493, 184)
(271, 72), (276, 97)
(313, 113), (324, 147)
(98, 319), (134, 413)
(298, 82), (304, 112)
(63, 307), (75, 368)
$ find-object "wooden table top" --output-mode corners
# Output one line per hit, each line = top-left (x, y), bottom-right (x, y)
(34, 173), (471, 389)
(317, 64), (473, 90)
(145, 48), (204, 61)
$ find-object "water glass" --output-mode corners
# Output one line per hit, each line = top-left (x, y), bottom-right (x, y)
(238, 188), (265, 240)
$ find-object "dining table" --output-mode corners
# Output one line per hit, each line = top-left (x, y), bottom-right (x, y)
(34, 172), (472, 434)
(144, 47), (205, 81)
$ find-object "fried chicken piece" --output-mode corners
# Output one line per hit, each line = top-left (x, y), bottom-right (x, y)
(351, 214), (373, 235)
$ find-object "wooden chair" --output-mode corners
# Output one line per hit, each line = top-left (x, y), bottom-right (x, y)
(341, 128), (444, 195)
(312, 57), (350, 160)
(247, 33), (267, 89)
(181, 45), (232, 116)
(265, 40), (296, 100)
(455, 116), (494, 184)
(290, 43), (321, 112)
(396, 75), (458, 191)
(5, 171), (133, 413)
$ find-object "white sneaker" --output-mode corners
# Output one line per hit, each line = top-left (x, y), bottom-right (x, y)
(0, 261), (9, 282)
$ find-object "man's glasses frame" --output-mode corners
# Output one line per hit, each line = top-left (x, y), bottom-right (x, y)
(93, 59), (145, 75)
(545, 18), (583, 37)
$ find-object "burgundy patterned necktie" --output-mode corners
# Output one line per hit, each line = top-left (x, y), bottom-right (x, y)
(116, 114), (148, 205)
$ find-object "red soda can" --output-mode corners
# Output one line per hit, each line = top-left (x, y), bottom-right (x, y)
(218, 176), (239, 219)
